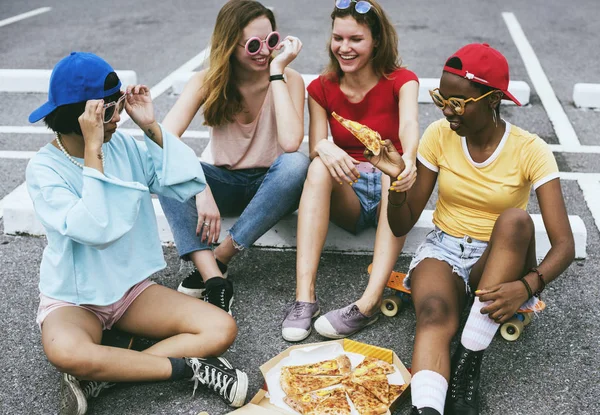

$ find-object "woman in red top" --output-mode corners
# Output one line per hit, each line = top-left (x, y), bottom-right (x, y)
(281, 0), (420, 342)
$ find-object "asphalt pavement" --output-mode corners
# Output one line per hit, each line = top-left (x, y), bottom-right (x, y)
(1, 1), (599, 414)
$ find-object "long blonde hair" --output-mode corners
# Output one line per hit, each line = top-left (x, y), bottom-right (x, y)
(325, 0), (401, 80)
(201, 0), (276, 127)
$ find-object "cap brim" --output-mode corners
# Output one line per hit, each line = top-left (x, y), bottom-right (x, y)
(29, 101), (57, 123)
(503, 90), (521, 106)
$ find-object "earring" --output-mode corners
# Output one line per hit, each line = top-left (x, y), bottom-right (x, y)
(492, 109), (498, 127)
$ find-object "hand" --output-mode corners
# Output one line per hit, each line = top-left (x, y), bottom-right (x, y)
(195, 186), (221, 245)
(315, 140), (360, 185)
(364, 139), (405, 180)
(270, 36), (302, 75)
(475, 281), (531, 324)
(389, 154), (417, 193)
(78, 100), (105, 150)
(125, 85), (155, 128)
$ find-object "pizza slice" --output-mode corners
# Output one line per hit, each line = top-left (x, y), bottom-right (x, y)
(351, 374), (390, 404)
(284, 355), (352, 376)
(280, 368), (344, 395)
(387, 383), (408, 404)
(353, 356), (395, 377)
(309, 388), (351, 415)
(331, 112), (382, 156)
(343, 380), (389, 415)
(284, 388), (340, 414)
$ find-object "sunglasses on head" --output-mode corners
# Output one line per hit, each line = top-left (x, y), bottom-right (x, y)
(335, 0), (373, 14)
(238, 31), (280, 56)
(429, 88), (496, 116)
(102, 93), (127, 123)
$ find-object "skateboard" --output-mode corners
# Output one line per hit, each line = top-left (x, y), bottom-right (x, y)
(371, 264), (546, 341)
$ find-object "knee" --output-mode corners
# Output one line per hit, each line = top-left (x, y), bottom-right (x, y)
(202, 314), (238, 355)
(415, 296), (459, 335)
(45, 338), (96, 378)
(494, 208), (534, 237)
(277, 152), (310, 184)
(306, 158), (332, 187)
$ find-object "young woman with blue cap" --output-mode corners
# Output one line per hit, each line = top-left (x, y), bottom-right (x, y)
(27, 52), (248, 415)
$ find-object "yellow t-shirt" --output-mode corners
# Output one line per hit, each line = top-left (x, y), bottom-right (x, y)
(417, 119), (559, 241)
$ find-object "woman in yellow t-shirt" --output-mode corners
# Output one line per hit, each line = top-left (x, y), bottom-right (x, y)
(366, 44), (575, 415)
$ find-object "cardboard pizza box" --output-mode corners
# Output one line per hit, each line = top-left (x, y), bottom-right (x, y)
(228, 338), (411, 414)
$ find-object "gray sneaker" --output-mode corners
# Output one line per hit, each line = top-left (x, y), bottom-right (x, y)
(282, 300), (320, 342)
(314, 304), (379, 339)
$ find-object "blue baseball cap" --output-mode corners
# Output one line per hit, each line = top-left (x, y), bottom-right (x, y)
(29, 52), (122, 123)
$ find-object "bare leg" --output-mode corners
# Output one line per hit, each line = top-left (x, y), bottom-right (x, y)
(470, 208), (537, 290)
(42, 285), (236, 382)
(411, 259), (466, 379)
(214, 236), (239, 265)
(295, 158), (361, 302)
(355, 174), (407, 315)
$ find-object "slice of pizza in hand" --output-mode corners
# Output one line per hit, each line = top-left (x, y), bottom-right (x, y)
(331, 112), (382, 156)
(351, 374), (390, 404)
(309, 388), (351, 415)
(284, 388), (341, 415)
(352, 356), (395, 377)
(343, 380), (389, 415)
(284, 355), (352, 376)
(281, 368), (344, 395)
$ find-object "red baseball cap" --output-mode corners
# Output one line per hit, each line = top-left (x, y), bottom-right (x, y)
(443, 43), (521, 106)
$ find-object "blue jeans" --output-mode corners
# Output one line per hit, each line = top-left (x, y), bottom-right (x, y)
(158, 152), (309, 258)
(353, 170), (382, 233)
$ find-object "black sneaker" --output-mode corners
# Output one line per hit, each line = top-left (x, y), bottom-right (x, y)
(177, 259), (229, 299)
(185, 357), (248, 408)
(59, 374), (114, 415)
(204, 277), (234, 315)
(445, 344), (484, 415)
(410, 406), (441, 415)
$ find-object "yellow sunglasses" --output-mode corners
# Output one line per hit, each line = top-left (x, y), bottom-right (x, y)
(429, 88), (495, 115)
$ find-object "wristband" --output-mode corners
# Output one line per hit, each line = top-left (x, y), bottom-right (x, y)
(530, 267), (546, 297)
(388, 191), (407, 208)
(519, 278), (533, 299)
(269, 74), (286, 83)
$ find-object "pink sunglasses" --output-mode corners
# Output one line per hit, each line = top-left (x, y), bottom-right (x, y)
(238, 31), (280, 56)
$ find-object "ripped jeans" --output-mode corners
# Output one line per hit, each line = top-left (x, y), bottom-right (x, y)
(158, 152), (309, 259)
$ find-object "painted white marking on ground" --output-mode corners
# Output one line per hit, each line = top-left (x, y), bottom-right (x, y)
(0, 125), (208, 138)
(578, 178), (600, 234)
(503, 12), (581, 149)
(0, 69), (137, 93)
(118, 47), (210, 125)
(0, 151), (37, 159)
(0, 7), (51, 28)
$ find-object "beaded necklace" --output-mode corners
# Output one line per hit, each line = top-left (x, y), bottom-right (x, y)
(55, 132), (104, 169)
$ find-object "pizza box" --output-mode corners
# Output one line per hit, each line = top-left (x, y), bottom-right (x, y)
(228, 339), (411, 415)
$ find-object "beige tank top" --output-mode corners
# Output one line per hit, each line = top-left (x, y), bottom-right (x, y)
(210, 86), (282, 169)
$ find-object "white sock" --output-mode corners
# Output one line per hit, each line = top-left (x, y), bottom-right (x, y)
(411, 370), (448, 414)
(461, 297), (500, 351)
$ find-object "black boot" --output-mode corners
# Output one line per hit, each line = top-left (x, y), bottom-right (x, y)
(445, 344), (484, 415)
(411, 406), (442, 415)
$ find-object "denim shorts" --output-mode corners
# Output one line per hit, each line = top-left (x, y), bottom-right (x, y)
(405, 227), (488, 294)
(353, 164), (382, 233)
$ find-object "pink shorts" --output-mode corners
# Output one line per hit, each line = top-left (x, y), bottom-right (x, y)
(36, 279), (156, 330)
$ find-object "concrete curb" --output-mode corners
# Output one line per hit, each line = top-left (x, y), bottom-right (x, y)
(573, 83), (600, 109)
(0, 69), (138, 93)
(170, 72), (531, 105)
(3, 184), (587, 259)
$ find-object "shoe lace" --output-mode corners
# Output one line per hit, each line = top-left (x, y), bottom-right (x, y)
(188, 359), (233, 398)
(83, 380), (114, 398)
(204, 285), (227, 310)
(291, 302), (307, 318)
(344, 305), (362, 319)
(450, 351), (480, 403)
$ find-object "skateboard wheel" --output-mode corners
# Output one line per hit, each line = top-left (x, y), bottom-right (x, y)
(381, 296), (402, 317)
(500, 318), (524, 341)
(522, 313), (533, 326)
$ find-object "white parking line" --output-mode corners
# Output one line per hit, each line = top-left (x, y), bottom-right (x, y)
(118, 47), (210, 125)
(578, 178), (600, 234)
(0, 126), (209, 138)
(503, 12), (581, 149)
(0, 151), (37, 159)
(0, 7), (51, 28)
